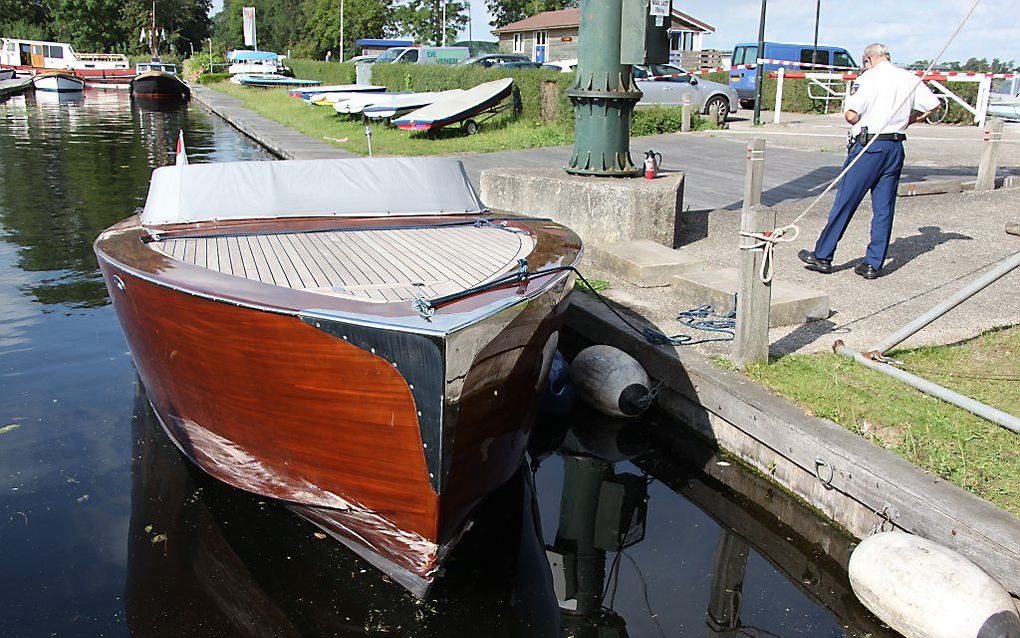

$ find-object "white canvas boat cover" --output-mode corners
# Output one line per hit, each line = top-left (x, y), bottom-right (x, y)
(140, 157), (485, 226)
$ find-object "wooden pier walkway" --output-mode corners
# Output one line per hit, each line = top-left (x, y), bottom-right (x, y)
(190, 84), (353, 161)
(0, 77), (32, 99)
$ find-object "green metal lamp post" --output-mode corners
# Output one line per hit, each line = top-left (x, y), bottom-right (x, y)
(565, 0), (643, 177)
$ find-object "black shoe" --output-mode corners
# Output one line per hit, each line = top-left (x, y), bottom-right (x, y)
(798, 249), (832, 274)
(854, 263), (881, 279)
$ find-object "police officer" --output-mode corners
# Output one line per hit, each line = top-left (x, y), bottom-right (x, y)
(799, 43), (940, 279)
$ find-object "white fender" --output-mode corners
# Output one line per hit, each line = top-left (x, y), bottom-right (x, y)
(569, 345), (651, 418)
(849, 532), (1020, 638)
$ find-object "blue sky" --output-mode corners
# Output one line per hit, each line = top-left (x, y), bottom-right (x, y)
(213, 0), (1020, 65)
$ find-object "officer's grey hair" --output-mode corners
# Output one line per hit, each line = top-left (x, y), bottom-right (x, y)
(863, 43), (891, 61)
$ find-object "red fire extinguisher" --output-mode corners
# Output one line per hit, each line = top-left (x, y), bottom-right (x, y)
(643, 150), (662, 180)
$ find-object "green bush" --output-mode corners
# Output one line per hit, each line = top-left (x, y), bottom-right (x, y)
(286, 59), (358, 85)
(197, 73), (232, 84)
(631, 106), (711, 135)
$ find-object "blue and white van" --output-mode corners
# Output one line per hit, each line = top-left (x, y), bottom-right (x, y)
(729, 42), (857, 105)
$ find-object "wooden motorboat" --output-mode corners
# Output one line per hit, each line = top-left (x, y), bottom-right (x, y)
(32, 70), (85, 92)
(131, 62), (190, 100)
(95, 157), (581, 596)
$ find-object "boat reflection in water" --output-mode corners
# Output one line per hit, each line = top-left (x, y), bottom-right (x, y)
(127, 383), (897, 637)
(126, 383), (561, 637)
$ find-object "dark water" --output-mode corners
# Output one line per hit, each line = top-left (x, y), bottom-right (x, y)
(0, 89), (894, 637)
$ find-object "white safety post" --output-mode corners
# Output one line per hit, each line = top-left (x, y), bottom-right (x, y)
(773, 67), (784, 124)
(734, 138), (774, 369)
(681, 94), (692, 132)
(975, 75), (991, 127)
(976, 118), (1003, 191)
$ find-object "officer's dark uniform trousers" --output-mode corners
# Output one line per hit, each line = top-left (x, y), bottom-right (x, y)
(813, 139), (905, 269)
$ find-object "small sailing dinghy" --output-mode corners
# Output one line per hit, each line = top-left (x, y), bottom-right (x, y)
(364, 90), (465, 120)
(289, 84), (385, 100)
(95, 153), (582, 597)
(393, 78), (513, 132)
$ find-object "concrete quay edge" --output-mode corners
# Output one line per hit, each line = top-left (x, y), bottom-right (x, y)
(563, 291), (1020, 598)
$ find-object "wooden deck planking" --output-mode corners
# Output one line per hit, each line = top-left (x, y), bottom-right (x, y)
(389, 229), (478, 288)
(226, 236), (247, 278)
(384, 229), (472, 288)
(290, 234), (338, 287)
(247, 235), (281, 286)
(341, 233), (416, 302)
(253, 235), (291, 287)
(327, 233), (400, 301)
(310, 233), (387, 301)
(150, 225), (533, 303)
(268, 235), (303, 287)
(237, 237), (261, 282)
(216, 237), (231, 275)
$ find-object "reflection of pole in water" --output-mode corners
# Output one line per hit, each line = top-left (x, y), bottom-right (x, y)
(555, 450), (612, 616)
(706, 530), (750, 637)
(547, 428), (650, 638)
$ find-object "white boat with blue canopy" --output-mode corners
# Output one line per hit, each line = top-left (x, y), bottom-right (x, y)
(227, 49), (284, 75)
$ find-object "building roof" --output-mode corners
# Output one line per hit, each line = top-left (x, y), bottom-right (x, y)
(493, 7), (714, 34)
(671, 9), (714, 33)
(493, 9), (581, 34)
(355, 39), (413, 47)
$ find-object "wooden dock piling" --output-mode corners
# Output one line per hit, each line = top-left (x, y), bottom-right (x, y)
(734, 138), (773, 369)
(976, 118), (1004, 191)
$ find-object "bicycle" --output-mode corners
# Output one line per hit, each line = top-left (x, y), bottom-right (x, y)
(924, 82), (952, 124)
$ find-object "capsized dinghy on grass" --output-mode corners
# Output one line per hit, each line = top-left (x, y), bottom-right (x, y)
(94, 157), (581, 596)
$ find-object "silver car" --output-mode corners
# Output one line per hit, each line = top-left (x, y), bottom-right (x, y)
(633, 64), (739, 120)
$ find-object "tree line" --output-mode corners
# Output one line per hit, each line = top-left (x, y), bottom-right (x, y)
(0, 0), (575, 60)
(0, 0), (211, 55)
(909, 58), (1019, 73)
(210, 0), (570, 60)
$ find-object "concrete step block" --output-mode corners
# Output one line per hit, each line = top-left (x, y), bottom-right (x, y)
(589, 240), (705, 287)
(673, 268), (830, 327)
(898, 179), (963, 197)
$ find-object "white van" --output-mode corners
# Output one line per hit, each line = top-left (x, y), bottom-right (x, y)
(374, 46), (469, 66)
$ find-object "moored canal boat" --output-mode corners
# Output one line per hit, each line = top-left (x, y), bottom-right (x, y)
(95, 156), (582, 596)
(32, 71), (85, 92)
(131, 62), (190, 100)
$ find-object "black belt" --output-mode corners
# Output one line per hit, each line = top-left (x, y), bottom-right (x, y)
(860, 132), (906, 143)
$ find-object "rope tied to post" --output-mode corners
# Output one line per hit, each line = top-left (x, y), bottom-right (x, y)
(738, 223), (800, 284)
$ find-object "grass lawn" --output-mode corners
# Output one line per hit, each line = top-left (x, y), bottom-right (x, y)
(211, 82), (573, 156)
(739, 326), (1020, 516)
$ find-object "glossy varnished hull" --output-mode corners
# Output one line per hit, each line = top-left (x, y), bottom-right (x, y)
(96, 213), (580, 594)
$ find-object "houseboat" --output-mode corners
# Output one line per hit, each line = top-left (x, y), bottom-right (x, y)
(1, 38), (133, 79)
(95, 156), (581, 596)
